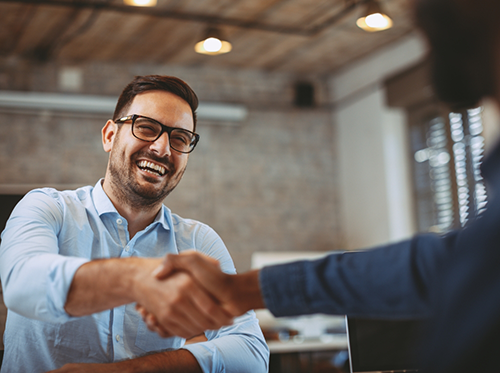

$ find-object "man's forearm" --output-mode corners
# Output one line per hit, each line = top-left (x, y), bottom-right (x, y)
(114, 349), (202, 373)
(65, 256), (233, 339)
(65, 257), (159, 316)
(48, 349), (202, 373)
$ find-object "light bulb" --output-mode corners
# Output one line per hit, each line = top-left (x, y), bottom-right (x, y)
(124, 0), (157, 6)
(203, 38), (222, 53)
(365, 13), (389, 28)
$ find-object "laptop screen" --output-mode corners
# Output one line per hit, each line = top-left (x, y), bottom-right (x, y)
(346, 317), (424, 373)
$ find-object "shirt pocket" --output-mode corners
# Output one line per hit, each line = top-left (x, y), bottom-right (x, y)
(135, 319), (185, 352)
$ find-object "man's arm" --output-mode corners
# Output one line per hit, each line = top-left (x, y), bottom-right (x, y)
(47, 349), (202, 373)
(146, 233), (453, 334)
(0, 189), (231, 337)
(65, 257), (232, 338)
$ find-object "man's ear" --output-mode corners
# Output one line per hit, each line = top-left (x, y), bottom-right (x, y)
(102, 120), (117, 153)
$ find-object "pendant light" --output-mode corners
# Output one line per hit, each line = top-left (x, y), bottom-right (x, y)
(123, 0), (157, 7)
(195, 27), (232, 55)
(356, 0), (393, 32)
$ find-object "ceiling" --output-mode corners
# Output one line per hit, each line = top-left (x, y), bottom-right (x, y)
(0, 0), (416, 75)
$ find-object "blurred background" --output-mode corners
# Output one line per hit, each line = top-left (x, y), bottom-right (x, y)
(1, 0), (499, 371)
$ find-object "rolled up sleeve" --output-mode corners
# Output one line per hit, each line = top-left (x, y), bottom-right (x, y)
(183, 311), (269, 373)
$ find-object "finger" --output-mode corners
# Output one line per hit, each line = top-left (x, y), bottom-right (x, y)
(153, 277), (225, 337)
(159, 297), (214, 337)
(136, 304), (147, 318)
(186, 280), (234, 327)
(145, 314), (172, 338)
(154, 251), (219, 281)
(163, 253), (241, 316)
(143, 304), (200, 338)
(163, 252), (226, 296)
(153, 253), (179, 279)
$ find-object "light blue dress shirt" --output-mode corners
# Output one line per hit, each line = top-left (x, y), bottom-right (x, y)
(0, 180), (269, 373)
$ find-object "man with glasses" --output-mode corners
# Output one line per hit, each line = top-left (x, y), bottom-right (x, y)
(0, 75), (269, 373)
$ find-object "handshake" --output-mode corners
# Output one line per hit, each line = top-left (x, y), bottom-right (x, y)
(134, 251), (265, 339)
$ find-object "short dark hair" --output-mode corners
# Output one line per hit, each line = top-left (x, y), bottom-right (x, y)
(415, 0), (500, 110)
(113, 75), (199, 131)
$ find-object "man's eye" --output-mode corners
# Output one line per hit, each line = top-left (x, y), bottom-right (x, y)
(138, 124), (156, 131)
(172, 135), (189, 144)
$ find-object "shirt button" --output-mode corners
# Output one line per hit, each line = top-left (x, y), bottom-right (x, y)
(115, 334), (121, 342)
(116, 218), (123, 225)
(125, 246), (129, 252)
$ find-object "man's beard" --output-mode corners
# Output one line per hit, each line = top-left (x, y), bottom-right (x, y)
(107, 148), (186, 210)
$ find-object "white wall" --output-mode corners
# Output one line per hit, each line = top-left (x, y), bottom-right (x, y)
(330, 33), (427, 250)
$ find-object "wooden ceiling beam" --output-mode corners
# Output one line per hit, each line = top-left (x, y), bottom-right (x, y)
(0, 0), (367, 36)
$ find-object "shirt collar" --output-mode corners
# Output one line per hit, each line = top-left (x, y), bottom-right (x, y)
(91, 179), (172, 231)
(92, 179), (117, 217)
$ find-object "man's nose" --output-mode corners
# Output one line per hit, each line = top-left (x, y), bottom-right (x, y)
(149, 131), (171, 157)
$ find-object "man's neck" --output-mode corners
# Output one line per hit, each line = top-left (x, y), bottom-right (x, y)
(101, 178), (163, 238)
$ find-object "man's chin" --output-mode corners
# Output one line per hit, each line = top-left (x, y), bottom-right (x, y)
(134, 181), (166, 199)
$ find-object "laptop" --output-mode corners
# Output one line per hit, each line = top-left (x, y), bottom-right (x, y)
(346, 316), (424, 373)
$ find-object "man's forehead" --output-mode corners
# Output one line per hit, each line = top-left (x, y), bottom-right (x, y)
(128, 91), (194, 129)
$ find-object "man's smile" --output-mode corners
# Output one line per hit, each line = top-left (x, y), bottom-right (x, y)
(137, 160), (167, 177)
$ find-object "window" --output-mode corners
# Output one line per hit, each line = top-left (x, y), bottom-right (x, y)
(410, 107), (487, 233)
(385, 61), (488, 234)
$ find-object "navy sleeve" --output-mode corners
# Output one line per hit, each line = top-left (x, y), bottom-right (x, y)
(259, 232), (457, 319)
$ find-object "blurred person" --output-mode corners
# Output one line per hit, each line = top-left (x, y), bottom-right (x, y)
(139, 0), (500, 372)
(0, 75), (269, 373)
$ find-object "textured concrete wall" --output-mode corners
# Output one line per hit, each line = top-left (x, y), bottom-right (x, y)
(0, 59), (342, 272)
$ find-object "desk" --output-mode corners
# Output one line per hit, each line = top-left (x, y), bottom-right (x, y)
(267, 334), (348, 373)
(267, 334), (347, 354)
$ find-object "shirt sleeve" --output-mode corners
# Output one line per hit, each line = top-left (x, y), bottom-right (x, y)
(0, 190), (89, 323)
(259, 232), (456, 319)
(181, 223), (269, 373)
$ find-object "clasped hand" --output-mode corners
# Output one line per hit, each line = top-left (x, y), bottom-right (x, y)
(135, 251), (247, 339)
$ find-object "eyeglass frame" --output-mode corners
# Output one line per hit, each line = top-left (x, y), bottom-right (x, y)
(114, 114), (200, 154)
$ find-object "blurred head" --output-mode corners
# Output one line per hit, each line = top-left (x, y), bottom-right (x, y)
(113, 75), (199, 132)
(414, 0), (500, 109)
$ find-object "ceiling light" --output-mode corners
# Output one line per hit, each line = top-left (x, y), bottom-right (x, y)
(356, 0), (393, 32)
(123, 0), (157, 7)
(195, 27), (232, 55)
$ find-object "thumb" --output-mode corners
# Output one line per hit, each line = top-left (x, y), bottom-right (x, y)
(152, 254), (178, 279)
(160, 252), (228, 296)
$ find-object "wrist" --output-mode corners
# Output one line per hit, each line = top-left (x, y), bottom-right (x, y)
(230, 269), (265, 314)
(129, 257), (163, 303)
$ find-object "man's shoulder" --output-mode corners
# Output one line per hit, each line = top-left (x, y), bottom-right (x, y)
(26, 185), (94, 204)
(20, 186), (95, 218)
(168, 211), (211, 231)
(166, 210), (220, 243)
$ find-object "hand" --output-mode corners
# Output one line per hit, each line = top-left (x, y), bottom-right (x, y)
(136, 252), (264, 339)
(133, 263), (234, 339)
(153, 252), (246, 316)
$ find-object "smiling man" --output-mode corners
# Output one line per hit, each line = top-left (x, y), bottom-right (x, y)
(0, 75), (269, 373)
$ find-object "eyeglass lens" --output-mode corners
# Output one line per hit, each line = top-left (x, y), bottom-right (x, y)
(133, 117), (196, 153)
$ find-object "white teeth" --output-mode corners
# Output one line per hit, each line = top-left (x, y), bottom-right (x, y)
(138, 160), (166, 176)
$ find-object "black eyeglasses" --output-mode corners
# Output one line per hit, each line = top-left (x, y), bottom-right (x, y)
(115, 114), (200, 154)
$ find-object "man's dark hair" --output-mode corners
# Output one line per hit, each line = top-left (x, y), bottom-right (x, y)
(113, 75), (199, 131)
(415, 0), (500, 110)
